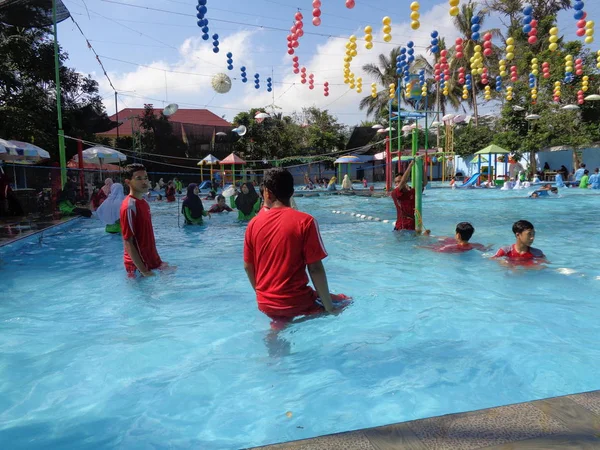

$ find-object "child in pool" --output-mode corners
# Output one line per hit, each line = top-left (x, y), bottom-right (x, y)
(494, 220), (545, 262)
(420, 222), (488, 253)
(208, 194), (234, 213)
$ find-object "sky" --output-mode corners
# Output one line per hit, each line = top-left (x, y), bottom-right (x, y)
(57, 0), (600, 126)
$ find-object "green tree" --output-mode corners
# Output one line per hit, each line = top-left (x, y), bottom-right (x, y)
(359, 47), (401, 117)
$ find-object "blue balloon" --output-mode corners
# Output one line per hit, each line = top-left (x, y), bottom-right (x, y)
(202, 26), (209, 33)
(198, 0), (207, 5)
(523, 5), (533, 15)
(226, 52), (232, 58)
(431, 45), (439, 53)
(471, 16), (480, 24)
(212, 33), (219, 40)
(523, 15), (532, 25)
(471, 23), (480, 32)
(400, 47), (406, 54)
(204, 18), (209, 25)
(472, 32), (480, 41)
(431, 38), (439, 46)
(267, 88), (272, 92)
(496, 87), (502, 92)
(431, 30), (439, 38)
(202, 33), (209, 40)
(198, 5), (207, 14)
(574, 10), (584, 20)
(197, 20), (203, 27)
(573, 1), (584, 11)
(255, 85), (260, 89)
(407, 48), (414, 55)
(408, 55), (415, 63)
(196, 13), (204, 20)
(407, 41), (414, 48)
(396, 69), (402, 75)
(240, 66), (246, 71)
(254, 73), (260, 78)
(213, 47), (219, 53)
(396, 62), (402, 69)
(396, 55), (402, 61)
(523, 24), (532, 33)
(227, 65), (233, 70)
(242, 77), (247, 83)
(213, 40), (219, 47)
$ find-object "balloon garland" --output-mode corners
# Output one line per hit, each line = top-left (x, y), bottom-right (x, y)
(597, 50), (600, 69)
(292, 56), (299, 74)
(505, 37), (515, 61)
(382, 16), (392, 42)
(564, 55), (574, 83)
(196, 0), (209, 40)
(371, 82), (377, 98)
(529, 58), (538, 103)
(324, 81), (330, 97)
(308, 73), (315, 90)
(522, 4), (538, 45)
(240, 66), (247, 83)
(430, 30), (439, 54)
(499, 59), (507, 77)
(266, 77), (272, 93)
(410, 2), (421, 31)
(553, 81), (561, 102)
(542, 61), (550, 79)
(301, 67), (307, 84)
(364, 25), (373, 50)
(505, 85), (513, 101)
(510, 64), (518, 83)
(483, 32), (493, 57)
(312, 0), (322, 27)
(254, 73), (260, 90)
(212, 33), (219, 53)
(449, 0), (459, 17)
(455, 37), (464, 59)
(549, 26), (559, 51)
(495, 74), (502, 93)
(226, 52), (233, 70)
(389, 83), (395, 100)
(471, 15), (480, 42)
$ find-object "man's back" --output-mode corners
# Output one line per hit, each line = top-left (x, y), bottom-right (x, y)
(244, 206), (327, 317)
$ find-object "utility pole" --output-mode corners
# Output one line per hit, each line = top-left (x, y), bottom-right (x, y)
(52, 0), (67, 186)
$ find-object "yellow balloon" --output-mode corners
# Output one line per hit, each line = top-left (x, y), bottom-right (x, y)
(506, 37), (515, 45)
(365, 42), (373, 50)
(506, 52), (514, 60)
(531, 58), (538, 64)
(350, 42), (357, 50)
(583, 75), (589, 80)
(585, 29), (594, 37)
(349, 83), (355, 89)
(350, 50), (357, 57)
(372, 93), (377, 98)
(586, 21), (595, 29)
(382, 16), (391, 26)
(364, 25), (373, 34)
(565, 54), (573, 61)
(474, 45), (482, 52)
(357, 88), (362, 93)
(549, 27), (558, 35)
(597, 62), (600, 68)
(506, 45), (514, 52)
(549, 43), (558, 51)
(554, 81), (561, 86)
(410, 1), (420, 11)
(500, 71), (507, 77)
(463, 95), (469, 99)
(411, 21), (420, 30)
(549, 35), (558, 43)
(532, 94), (538, 99)
(532, 69), (539, 76)
(344, 56), (351, 62)
(450, 0), (459, 6)
(410, 11), (420, 20)
(383, 25), (392, 34)
(365, 34), (373, 42)
(350, 35), (357, 42)
(583, 86), (589, 92)
(383, 34), (392, 42)
(389, 83), (395, 88)
(597, 50), (600, 55)
(449, 6), (459, 16)
(586, 36), (594, 44)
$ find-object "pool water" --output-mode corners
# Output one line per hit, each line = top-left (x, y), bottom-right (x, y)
(1, 187), (599, 449)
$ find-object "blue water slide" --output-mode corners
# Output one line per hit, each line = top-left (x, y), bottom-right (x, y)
(456, 173), (480, 188)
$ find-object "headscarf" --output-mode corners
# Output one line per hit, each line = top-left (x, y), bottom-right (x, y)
(342, 174), (352, 189)
(96, 183), (125, 225)
(181, 183), (204, 218)
(101, 178), (113, 196)
(235, 182), (259, 215)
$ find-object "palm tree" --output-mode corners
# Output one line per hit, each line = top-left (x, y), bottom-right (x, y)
(484, 0), (571, 28)
(359, 47), (401, 118)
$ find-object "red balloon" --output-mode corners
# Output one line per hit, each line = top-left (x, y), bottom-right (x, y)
(511, 76), (518, 82)
(456, 45), (463, 52)
(301, 67), (307, 72)
(434, 63), (440, 69)
(286, 35), (292, 41)
(324, 92), (329, 96)
(346, 0), (355, 8)
(441, 49), (448, 57)
(582, 12), (587, 20)
(576, 28), (586, 37)
(576, 58), (583, 64)
(543, 73), (550, 79)
(578, 99), (584, 104)
(292, 56), (299, 62)
(578, 90), (584, 95)
(312, 8), (321, 17)
(484, 48), (493, 56)
(456, 52), (464, 59)
(483, 41), (492, 48)
(577, 19), (587, 28)
(313, 0), (321, 7)
(528, 36), (537, 44)
(292, 40), (299, 48)
(297, 29), (304, 37)
(295, 12), (303, 21)
(309, 85), (314, 90)
(435, 75), (441, 82)
(296, 20), (303, 29)
(293, 68), (300, 74)
(301, 79), (307, 84)
(324, 81), (329, 86)
(309, 74), (314, 79)
(287, 42), (293, 48)
(484, 32), (492, 41)
(553, 97), (559, 102)
(576, 69), (584, 75)
(288, 49), (294, 55)
(312, 17), (321, 26)
(528, 28), (537, 36)
(459, 78), (465, 84)
(440, 57), (447, 64)
(455, 38), (463, 45)
(542, 62), (549, 67)
(290, 26), (297, 34)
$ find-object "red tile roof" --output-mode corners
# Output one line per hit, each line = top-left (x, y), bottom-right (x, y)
(98, 108), (231, 137)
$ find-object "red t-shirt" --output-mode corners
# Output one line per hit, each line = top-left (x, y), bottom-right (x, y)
(120, 195), (162, 273)
(244, 206), (328, 318)
(391, 187), (415, 230)
(494, 244), (545, 260)
(432, 238), (487, 253)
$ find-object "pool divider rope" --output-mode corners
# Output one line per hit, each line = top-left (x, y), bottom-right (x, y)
(330, 210), (393, 224)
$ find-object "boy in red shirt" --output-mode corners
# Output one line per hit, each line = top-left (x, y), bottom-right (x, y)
(391, 159), (428, 231)
(120, 164), (172, 277)
(243, 168), (349, 327)
(421, 222), (489, 253)
(494, 220), (545, 262)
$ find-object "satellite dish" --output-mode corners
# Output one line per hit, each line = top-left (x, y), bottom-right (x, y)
(512, 105), (525, 111)
(453, 114), (466, 123)
(163, 103), (179, 117)
(216, 132), (227, 136)
(584, 94), (600, 101)
(561, 104), (580, 110)
(371, 124), (383, 129)
(525, 114), (541, 120)
(232, 125), (247, 136)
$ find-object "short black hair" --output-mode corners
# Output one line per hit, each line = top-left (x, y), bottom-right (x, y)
(263, 168), (294, 202)
(123, 163), (146, 180)
(581, 163), (586, 168)
(584, 169), (589, 175)
(512, 220), (534, 235)
(455, 222), (475, 241)
(216, 194), (225, 201)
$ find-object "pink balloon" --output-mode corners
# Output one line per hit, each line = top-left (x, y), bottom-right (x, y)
(576, 28), (586, 37)
(528, 36), (537, 44)
(542, 62), (549, 67)
(455, 38), (463, 45)
(456, 52), (464, 59)
(578, 99), (584, 104)
(313, 0), (321, 7)
(312, 17), (321, 26)
(293, 68), (300, 74)
(312, 8), (321, 17)
(578, 90), (584, 95)
(576, 58), (583, 64)
(553, 97), (559, 102)
(346, 0), (355, 8)
(484, 48), (493, 56)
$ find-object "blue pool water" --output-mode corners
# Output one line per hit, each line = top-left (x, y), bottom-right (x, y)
(1, 187), (600, 449)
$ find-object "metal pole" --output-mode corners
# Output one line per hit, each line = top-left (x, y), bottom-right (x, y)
(53, 0), (67, 187)
(115, 92), (119, 139)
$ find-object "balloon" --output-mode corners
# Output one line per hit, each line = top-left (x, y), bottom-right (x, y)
(383, 34), (392, 42)
(576, 28), (586, 37)
(585, 36), (594, 44)
(449, 6), (459, 16)
(382, 16), (391, 25)
(312, 17), (321, 26)
(528, 36), (537, 44)
(472, 32), (480, 41)
(484, 48), (493, 56)
(577, 19), (587, 28)
(345, 0), (355, 8)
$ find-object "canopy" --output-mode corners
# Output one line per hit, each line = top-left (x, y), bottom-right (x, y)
(67, 160), (122, 171)
(392, 156), (415, 162)
(470, 155), (489, 164)
(73, 146), (127, 164)
(220, 152), (246, 165)
(9, 140), (50, 160)
(198, 154), (220, 166)
(0, 139), (50, 163)
(474, 144), (511, 155)
(334, 155), (362, 164)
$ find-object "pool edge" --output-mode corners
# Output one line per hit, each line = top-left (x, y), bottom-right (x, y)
(0, 217), (82, 256)
(247, 389), (600, 449)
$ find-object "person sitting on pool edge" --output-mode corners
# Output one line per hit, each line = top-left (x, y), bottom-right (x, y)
(243, 167), (350, 330)
(230, 182), (261, 221)
(120, 163), (172, 277)
(494, 220), (545, 261)
(420, 222), (488, 253)
(182, 183), (210, 225)
(208, 194), (234, 213)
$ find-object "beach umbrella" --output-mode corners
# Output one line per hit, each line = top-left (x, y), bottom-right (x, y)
(9, 141), (51, 162)
(73, 146), (127, 180)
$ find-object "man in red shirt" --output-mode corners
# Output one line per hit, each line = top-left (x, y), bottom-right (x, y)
(243, 168), (349, 327)
(494, 220), (545, 263)
(391, 160), (418, 231)
(120, 164), (172, 277)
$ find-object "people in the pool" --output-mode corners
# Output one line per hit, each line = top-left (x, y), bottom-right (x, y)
(208, 195), (234, 213)
(96, 183), (125, 233)
(181, 183), (210, 225)
(230, 182), (261, 221)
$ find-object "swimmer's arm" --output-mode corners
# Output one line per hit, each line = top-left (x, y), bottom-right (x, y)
(244, 262), (256, 291)
(307, 261), (334, 313)
(123, 238), (153, 277)
(397, 160), (414, 191)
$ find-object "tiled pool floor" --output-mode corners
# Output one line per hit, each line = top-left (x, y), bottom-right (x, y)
(250, 390), (600, 449)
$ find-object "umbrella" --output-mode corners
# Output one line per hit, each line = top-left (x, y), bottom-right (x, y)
(1, 140), (51, 188)
(73, 146), (127, 164)
(474, 145), (511, 155)
(334, 155), (362, 164)
(0, 138), (18, 160)
(197, 154), (221, 182)
(8, 140), (51, 162)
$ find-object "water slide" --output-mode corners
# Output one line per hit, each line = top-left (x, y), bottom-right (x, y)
(456, 173), (480, 188)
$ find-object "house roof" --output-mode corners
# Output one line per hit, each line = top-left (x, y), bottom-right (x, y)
(98, 108), (231, 137)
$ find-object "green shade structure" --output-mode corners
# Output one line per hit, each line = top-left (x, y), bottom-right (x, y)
(474, 145), (511, 155)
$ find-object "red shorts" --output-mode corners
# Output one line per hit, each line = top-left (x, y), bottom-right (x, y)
(266, 293), (351, 330)
(394, 218), (415, 231)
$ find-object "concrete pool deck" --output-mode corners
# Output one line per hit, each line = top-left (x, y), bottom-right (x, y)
(250, 390), (600, 449)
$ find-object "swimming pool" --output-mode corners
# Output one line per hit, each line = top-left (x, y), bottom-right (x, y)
(1, 187), (599, 449)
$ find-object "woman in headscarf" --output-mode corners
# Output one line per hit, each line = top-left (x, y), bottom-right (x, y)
(95, 183), (125, 233)
(97, 178), (113, 206)
(165, 180), (176, 202)
(182, 183), (210, 225)
(230, 182), (261, 221)
(326, 176), (337, 191)
(342, 174), (352, 190)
